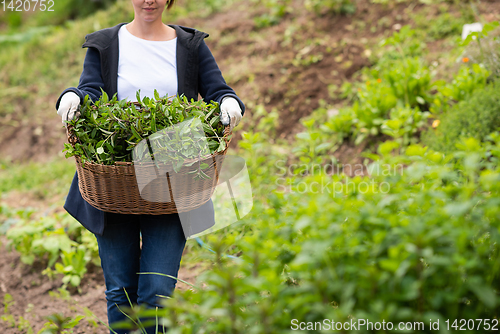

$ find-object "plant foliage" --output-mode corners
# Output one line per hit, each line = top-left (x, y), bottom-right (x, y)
(149, 134), (500, 333)
(63, 91), (228, 168)
(423, 79), (500, 152)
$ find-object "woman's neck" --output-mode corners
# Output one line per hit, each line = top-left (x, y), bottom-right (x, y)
(126, 20), (176, 41)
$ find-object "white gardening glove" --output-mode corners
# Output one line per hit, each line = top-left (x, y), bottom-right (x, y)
(220, 97), (242, 131)
(57, 92), (80, 124)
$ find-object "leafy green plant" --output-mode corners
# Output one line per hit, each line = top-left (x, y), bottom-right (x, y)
(292, 118), (335, 166)
(379, 27), (432, 108)
(320, 107), (355, 144)
(0, 294), (32, 332)
(0, 205), (35, 234)
(383, 56), (432, 108)
(317, 27), (434, 146)
(63, 91), (227, 174)
(38, 313), (84, 334)
(17, 315), (33, 334)
(54, 246), (89, 288)
(79, 307), (107, 331)
(148, 132), (500, 333)
(5, 212), (100, 289)
(247, 104), (279, 138)
(1, 294), (15, 328)
(381, 105), (430, 146)
(6, 214), (77, 266)
(437, 63), (490, 103)
(423, 79), (500, 152)
(351, 79), (398, 142)
(348, 56), (432, 145)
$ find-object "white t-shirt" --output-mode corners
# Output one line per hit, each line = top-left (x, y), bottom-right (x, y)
(117, 25), (178, 101)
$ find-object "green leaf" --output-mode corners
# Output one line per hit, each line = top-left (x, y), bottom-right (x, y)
(63, 315), (85, 328)
(99, 128), (114, 135)
(482, 21), (499, 34)
(210, 116), (220, 127)
(296, 132), (311, 140)
(468, 278), (497, 308)
(174, 159), (184, 173)
(70, 275), (81, 287)
(315, 142), (331, 152)
(101, 89), (109, 103)
(217, 140), (226, 152)
(130, 125), (142, 141)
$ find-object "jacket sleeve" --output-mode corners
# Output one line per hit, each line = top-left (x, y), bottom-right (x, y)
(197, 40), (246, 115)
(55, 47), (104, 110)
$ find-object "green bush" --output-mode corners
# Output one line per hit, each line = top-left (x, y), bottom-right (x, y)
(381, 105), (430, 146)
(118, 133), (500, 333)
(423, 80), (500, 152)
(437, 63), (490, 104)
(318, 27), (434, 146)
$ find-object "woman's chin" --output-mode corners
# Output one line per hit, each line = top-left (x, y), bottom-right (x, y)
(139, 12), (162, 22)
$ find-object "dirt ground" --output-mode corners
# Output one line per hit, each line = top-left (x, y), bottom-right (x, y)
(0, 235), (201, 333)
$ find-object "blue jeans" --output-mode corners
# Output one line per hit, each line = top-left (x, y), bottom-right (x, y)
(95, 212), (187, 334)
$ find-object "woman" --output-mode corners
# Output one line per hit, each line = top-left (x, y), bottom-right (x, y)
(55, 1), (245, 333)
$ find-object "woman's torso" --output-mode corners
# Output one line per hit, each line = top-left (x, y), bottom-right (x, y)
(117, 24), (178, 101)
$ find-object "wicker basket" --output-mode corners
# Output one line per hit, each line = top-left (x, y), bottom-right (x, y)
(67, 125), (231, 215)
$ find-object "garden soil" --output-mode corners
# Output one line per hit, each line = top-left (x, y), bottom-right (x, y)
(0, 236), (200, 333)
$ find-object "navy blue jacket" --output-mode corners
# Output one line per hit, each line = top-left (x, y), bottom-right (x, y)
(56, 23), (245, 235)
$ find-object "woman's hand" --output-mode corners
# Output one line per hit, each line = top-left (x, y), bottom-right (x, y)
(220, 97), (242, 131)
(57, 92), (80, 124)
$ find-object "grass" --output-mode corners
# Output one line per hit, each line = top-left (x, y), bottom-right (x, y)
(0, 156), (75, 200)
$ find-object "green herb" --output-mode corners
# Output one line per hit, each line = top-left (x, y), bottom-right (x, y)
(63, 90), (230, 172)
